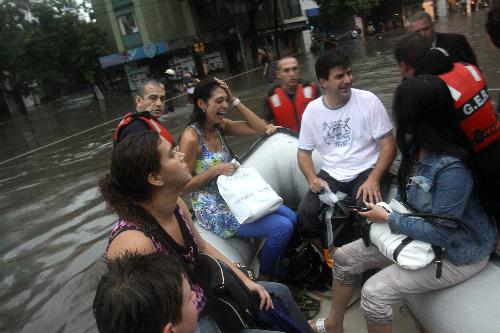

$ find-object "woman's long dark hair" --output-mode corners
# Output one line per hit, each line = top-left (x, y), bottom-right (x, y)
(187, 79), (223, 127)
(393, 75), (475, 200)
(99, 132), (162, 225)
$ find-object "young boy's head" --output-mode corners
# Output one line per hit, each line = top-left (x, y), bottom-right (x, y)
(93, 253), (198, 333)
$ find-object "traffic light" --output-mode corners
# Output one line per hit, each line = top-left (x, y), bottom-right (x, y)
(193, 41), (205, 53)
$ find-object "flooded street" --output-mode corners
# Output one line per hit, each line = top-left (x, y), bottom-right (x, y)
(0, 11), (499, 333)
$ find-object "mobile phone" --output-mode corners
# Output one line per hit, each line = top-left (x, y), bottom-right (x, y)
(356, 202), (372, 212)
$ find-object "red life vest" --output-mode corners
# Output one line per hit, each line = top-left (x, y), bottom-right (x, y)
(439, 63), (499, 152)
(113, 112), (174, 144)
(267, 83), (318, 132)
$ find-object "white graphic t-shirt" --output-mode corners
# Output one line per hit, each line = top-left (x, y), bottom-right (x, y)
(298, 88), (393, 182)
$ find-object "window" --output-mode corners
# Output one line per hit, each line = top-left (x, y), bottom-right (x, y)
(117, 13), (139, 36)
(281, 0), (301, 19)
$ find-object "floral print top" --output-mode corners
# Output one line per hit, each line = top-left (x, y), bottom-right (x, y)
(189, 124), (240, 238)
(106, 206), (206, 312)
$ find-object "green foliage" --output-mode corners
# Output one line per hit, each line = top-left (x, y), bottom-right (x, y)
(315, 0), (380, 22)
(0, 0), (109, 100)
(0, 1), (30, 94)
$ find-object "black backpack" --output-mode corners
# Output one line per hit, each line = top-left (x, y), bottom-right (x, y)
(319, 195), (361, 248)
(195, 253), (260, 332)
(282, 230), (332, 291)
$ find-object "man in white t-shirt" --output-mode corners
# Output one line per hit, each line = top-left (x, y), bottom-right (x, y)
(297, 49), (396, 246)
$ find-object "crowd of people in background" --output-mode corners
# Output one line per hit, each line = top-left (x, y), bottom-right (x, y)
(93, 5), (500, 333)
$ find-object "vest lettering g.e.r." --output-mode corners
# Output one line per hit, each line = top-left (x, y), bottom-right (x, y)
(462, 89), (489, 116)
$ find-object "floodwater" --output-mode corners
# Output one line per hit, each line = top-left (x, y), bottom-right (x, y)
(0, 11), (499, 333)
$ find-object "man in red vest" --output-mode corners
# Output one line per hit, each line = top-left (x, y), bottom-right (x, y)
(262, 56), (319, 133)
(113, 79), (174, 145)
(394, 32), (500, 222)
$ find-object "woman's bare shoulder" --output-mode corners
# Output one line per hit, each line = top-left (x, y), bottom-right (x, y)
(106, 230), (156, 260)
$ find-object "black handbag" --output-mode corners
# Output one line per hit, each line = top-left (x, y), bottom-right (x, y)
(195, 253), (260, 333)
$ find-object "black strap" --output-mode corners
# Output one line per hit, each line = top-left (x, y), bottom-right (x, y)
(432, 246), (443, 279)
(392, 237), (413, 261)
(390, 236), (444, 279)
(136, 206), (199, 261)
(399, 199), (464, 230)
(404, 212), (462, 229)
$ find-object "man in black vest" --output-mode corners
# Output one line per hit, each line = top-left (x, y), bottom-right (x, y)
(409, 11), (478, 67)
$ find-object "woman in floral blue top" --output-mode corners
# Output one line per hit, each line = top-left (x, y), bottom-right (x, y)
(179, 78), (297, 280)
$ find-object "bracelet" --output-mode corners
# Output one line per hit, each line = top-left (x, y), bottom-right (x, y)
(232, 97), (241, 107)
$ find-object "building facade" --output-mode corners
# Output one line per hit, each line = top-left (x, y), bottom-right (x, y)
(91, 0), (308, 92)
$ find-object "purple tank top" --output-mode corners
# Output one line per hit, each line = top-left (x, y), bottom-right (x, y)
(106, 206), (206, 312)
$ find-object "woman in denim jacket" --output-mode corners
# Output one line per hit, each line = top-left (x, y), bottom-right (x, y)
(310, 75), (496, 333)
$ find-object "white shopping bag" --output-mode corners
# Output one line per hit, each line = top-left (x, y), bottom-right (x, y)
(217, 166), (283, 224)
(369, 200), (435, 270)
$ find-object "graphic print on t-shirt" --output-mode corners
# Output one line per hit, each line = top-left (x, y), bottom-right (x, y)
(323, 118), (352, 147)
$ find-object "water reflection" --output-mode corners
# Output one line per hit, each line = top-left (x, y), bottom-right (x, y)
(0, 11), (498, 333)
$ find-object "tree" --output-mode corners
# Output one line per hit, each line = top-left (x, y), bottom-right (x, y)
(315, 0), (380, 22)
(0, 0), (31, 115)
(20, 0), (109, 99)
(0, 0), (109, 114)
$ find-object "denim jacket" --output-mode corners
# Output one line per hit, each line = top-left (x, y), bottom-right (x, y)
(387, 152), (496, 266)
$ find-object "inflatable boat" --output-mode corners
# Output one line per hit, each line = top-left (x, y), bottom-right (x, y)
(195, 129), (500, 333)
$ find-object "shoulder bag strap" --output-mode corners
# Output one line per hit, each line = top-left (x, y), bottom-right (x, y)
(401, 199), (464, 230)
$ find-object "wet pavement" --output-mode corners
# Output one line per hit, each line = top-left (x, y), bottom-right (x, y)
(0, 10), (499, 333)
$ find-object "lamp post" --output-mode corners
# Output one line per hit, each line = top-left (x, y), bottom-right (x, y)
(234, 17), (249, 72)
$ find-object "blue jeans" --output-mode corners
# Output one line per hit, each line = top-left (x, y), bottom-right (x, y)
(194, 282), (313, 333)
(234, 205), (296, 277)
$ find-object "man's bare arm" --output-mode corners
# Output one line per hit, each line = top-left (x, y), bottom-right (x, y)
(297, 148), (326, 193)
(356, 134), (397, 203)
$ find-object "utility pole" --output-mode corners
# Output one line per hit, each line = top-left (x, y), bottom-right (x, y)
(234, 18), (249, 72)
(273, 0), (280, 59)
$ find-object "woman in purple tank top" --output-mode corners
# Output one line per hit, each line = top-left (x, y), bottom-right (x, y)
(98, 131), (313, 333)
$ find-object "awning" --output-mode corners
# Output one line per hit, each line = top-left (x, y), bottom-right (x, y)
(257, 20), (308, 36)
(99, 41), (168, 68)
(306, 7), (320, 18)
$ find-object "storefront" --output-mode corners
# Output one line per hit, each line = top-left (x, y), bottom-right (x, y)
(98, 37), (226, 92)
(256, 20), (308, 58)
